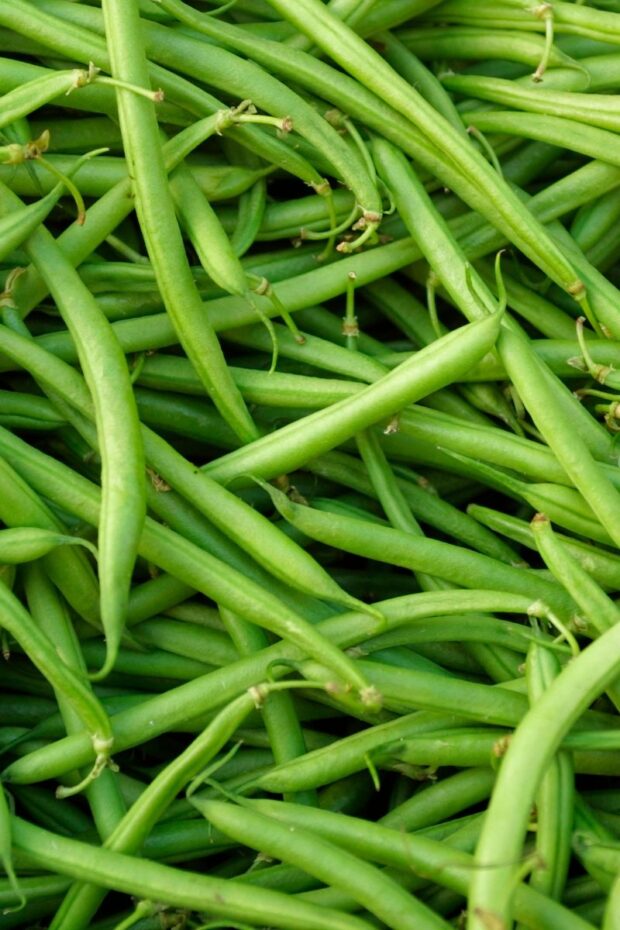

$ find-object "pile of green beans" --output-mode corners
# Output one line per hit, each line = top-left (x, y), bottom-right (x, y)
(4, 1), (620, 928)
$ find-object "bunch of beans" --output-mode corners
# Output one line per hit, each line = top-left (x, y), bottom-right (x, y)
(4, 1), (620, 928)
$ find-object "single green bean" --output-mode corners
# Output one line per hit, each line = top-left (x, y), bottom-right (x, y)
(526, 638), (574, 902)
(12, 815), (377, 930)
(195, 796), (452, 930)
(467, 605), (620, 928)
(0, 181), (145, 680)
(398, 25), (578, 69)
(0, 781), (23, 912)
(259, 482), (575, 620)
(468, 504), (620, 590)
(499, 325), (620, 546)
(204, 310), (502, 483)
(102, 0), (259, 443)
(0, 526), (95, 562)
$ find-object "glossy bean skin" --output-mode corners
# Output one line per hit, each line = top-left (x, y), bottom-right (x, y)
(526, 640), (574, 903)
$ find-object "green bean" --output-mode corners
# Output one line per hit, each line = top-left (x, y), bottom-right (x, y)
(308, 449), (522, 563)
(227, 142), (267, 258)
(0, 456), (100, 624)
(12, 815), (377, 930)
(101, 1), (259, 444)
(0, 389), (65, 430)
(0, 69), (111, 129)
(423, 0), (620, 47)
(136, 363), (359, 409)
(0, 156), (272, 201)
(0, 781), (24, 912)
(447, 73), (620, 135)
(0, 580), (114, 786)
(398, 25), (578, 69)
(51, 685), (298, 930)
(531, 515), (620, 713)
(0, 873), (71, 911)
(0, 180), (73, 262)
(378, 30), (466, 134)
(11, 782), (94, 838)
(126, 574), (195, 627)
(0, 179), (145, 680)
(81, 642), (215, 684)
(381, 766), (496, 830)
(0, 526), (95, 562)
(465, 110), (620, 170)
(204, 310), (503, 483)
(258, 482), (575, 619)
(130, 619), (236, 669)
(195, 796), (453, 930)
(526, 637), (574, 903)
(467, 605), (620, 928)
(532, 514), (620, 638)
(498, 325), (620, 546)
(605, 875), (620, 930)
(468, 504), (620, 590)
(235, 798), (597, 930)
(357, 614), (551, 659)
(30, 115), (123, 152)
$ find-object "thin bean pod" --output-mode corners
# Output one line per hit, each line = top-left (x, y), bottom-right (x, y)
(204, 311), (502, 483)
(195, 796), (452, 930)
(11, 816), (377, 930)
(0, 180), (145, 680)
(467, 605), (620, 929)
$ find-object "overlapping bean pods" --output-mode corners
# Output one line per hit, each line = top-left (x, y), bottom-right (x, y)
(2, 2), (620, 929)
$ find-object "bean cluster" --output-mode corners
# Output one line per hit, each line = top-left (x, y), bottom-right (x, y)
(1, 2), (620, 929)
